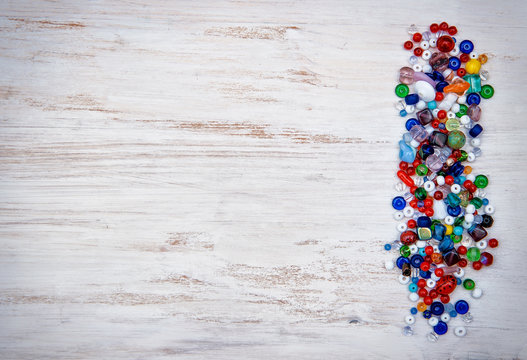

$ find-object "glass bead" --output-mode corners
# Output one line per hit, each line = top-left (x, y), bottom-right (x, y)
(396, 84), (410, 97)
(466, 247), (481, 261)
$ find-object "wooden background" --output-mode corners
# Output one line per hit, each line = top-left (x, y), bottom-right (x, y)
(1, 1), (526, 359)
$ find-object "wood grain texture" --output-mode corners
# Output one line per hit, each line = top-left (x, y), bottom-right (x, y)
(1, 0), (526, 359)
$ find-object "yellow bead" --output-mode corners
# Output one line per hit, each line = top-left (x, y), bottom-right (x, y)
(464, 165), (472, 174)
(465, 59), (481, 74)
(478, 54), (488, 64)
(417, 302), (427, 312)
(445, 224), (453, 235)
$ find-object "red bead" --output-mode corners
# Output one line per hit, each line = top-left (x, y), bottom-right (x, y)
(457, 68), (466, 77)
(413, 33), (422, 42)
(460, 53), (470, 63)
(424, 255), (432, 263)
(410, 186), (417, 194)
(434, 268), (444, 277)
(489, 238), (499, 248)
(440, 294), (450, 304)
(430, 23), (439, 33)
(425, 208), (434, 217)
(473, 261), (483, 270)
(424, 198), (433, 208)
(420, 262), (431, 272)
(436, 275), (456, 295)
(439, 22), (449, 31)
(445, 175), (454, 185)
(424, 296), (433, 305)
(458, 258), (468, 267)
(481, 252), (494, 266)
(400, 230), (418, 246)
(418, 288), (428, 298)
(425, 246), (434, 256)
(433, 191), (443, 200)
(418, 279), (427, 288)
(437, 35), (455, 52)
(414, 47), (423, 57)
(437, 110), (447, 119)
(463, 180), (476, 193)
(435, 92), (444, 101)
(412, 159), (421, 168)
(448, 26), (457, 36)
(452, 150), (461, 158)
(429, 289), (438, 299)
(407, 219), (417, 229)
(399, 161), (409, 170)
(431, 120), (440, 128)
(404, 40), (414, 50)
(410, 199), (418, 208)
(407, 167), (415, 176)
(457, 245), (467, 255)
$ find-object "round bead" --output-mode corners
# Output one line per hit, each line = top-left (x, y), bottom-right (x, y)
(455, 300), (469, 314)
(472, 287), (483, 298)
(433, 321), (448, 335)
(396, 84), (410, 97)
(392, 196), (406, 210)
(459, 40), (474, 54)
(454, 326), (467, 337)
(480, 85), (494, 99)
(405, 315), (415, 325)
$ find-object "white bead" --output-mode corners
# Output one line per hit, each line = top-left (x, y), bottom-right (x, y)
(409, 244), (418, 254)
(466, 204), (476, 214)
(416, 240), (427, 248)
(454, 268), (464, 278)
(394, 211), (404, 220)
(436, 175), (445, 186)
(441, 313), (451, 323)
(420, 41), (430, 50)
(466, 174), (476, 182)
(447, 111), (456, 119)
(397, 223), (408, 232)
(422, 64), (432, 73)
(461, 237), (473, 247)
(403, 206), (415, 217)
(405, 105), (415, 114)
(484, 204), (495, 215)
(429, 38), (437, 47)
(424, 181), (436, 192)
(449, 46), (460, 56)
(470, 51), (479, 59)
(385, 260), (395, 270)
(451, 184), (461, 194)
(444, 216), (455, 225)
(415, 81), (436, 102)
(399, 275), (410, 285)
(412, 64), (423, 72)
(405, 315), (416, 325)
(451, 103), (460, 113)
(422, 50), (432, 60)
(428, 317), (439, 326)
(426, 279), (436, 288)
(467, 152), (476, 162)
(476, 240), (488, 250)
(464, 213), (474, 223)
(472, 287), (483, 298)
(431, 273), (440, 281)
(471, 138), (481, 146)
(416, 100), (427, 110)
(462, 221), (472, 229)
(457, 95), (467, 104)
(409, 292), (419, 302)
(432, 244), (440, 253)
(454, 326), (467, 337)
(432, 108), (440, 117)
(460, 115), (471, 125)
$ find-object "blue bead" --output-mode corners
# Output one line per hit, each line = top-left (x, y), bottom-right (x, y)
(438, 123), (446, 130)
(460, 40), (474, 54)
(434, 321), (448, 335)
(392, 196), (406, 210)
(399, 140), (416, 162)
(417, 216), (432, 228)
(384, 243), (392, 251)
(400, 109), (407, 117)
(448, 56), (461, 70)
(453, 226), (464, 236)
(482, 198), (490, 205)
(425, 72), (435, 80)
(418, 247), (426, 256)
(412, 276), (419, 284)
(447, 205), (462, 217)
(450, 310), (457, 317)
(409, 283), (418, 292)
(436, 81), (449, 92)
(423, 310), (432, 319)
(396, 256), (410, 269)
(430, 302), (444, 315)
(458, 176), (466, 184)
(455, 300), (470, 315)
(457, 278), (462, 285)
(469, 124), (483, 138)
(466, 92), (481, 105)
(417, 200), (424, 208)
(419, 270), (431, 279)
(405, 118), (419, 131)
(410, 307), (418, 315)
(410, 254), (424, 268)
(427, 101), (437, 110)
(439, 238), (454, 253)
(433, 71), (444, 82)
(405, 94), (419, 105)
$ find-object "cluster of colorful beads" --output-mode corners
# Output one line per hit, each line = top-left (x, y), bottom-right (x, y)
(385, 22), (498, 341)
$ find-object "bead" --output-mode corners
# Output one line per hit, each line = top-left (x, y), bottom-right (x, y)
(471, 287), (483, 298)
(405, 314), (416, 325)
(454, 326), (467, 337)
(455, 300), (469, 314)
(396, 83), (410, 97)
(480, 84), (494, 99)
(433, 321), (448, 335)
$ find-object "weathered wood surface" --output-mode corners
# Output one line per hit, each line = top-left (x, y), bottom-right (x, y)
(1, 1), (526, 359)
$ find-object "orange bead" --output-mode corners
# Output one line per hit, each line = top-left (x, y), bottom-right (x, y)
(478, 54), (488, 64)
(431, 253), (443, 264)
(464, 165), (472, 174)
(417, 302), (427, 312)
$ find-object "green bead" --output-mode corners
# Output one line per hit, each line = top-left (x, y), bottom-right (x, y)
(466, 247), (481, 262)
(415, 187), (427, 200)
(418, 227), (432, 240)
(458, 150), (468, 162)
(458, 190), (470, 207)
(447, 130), (466, 149)
(416, 164), (428, 176)
(456, 104), (468, 117)
(445, 118), (460, 131)
(463, 278), (475, 290)
(451, 234), (462, 243)
(395, 84), (409, 98)
(474, 174), (489, 188)
(400, 245), (411, 257)
(480, 84), (494, 99)
(454, 216), (465, 226)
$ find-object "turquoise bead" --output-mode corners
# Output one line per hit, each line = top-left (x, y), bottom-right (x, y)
(453, 226), (464, 236)
(399, 140), (416, 162)
(447, 193), (461, 207)
(428, 101), (437, 110)
(409, 283), (418, 292)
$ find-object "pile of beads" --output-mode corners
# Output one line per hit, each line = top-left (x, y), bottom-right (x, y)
(386, 22), (498, 340)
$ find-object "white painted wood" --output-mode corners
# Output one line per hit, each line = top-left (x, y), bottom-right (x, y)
(1, 1), (526, 358)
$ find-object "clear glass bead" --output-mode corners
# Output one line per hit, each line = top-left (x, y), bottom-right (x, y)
(409, 55), (419, 65)
(427, 332), (439, 342)
(402, 326), (414, 336)
(472, 147), (482, 157)
(407, 24), (419, 35)
(480, 70), (489, 81)
(422, 31), (432, 41)
(462, 312), (473, 323)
